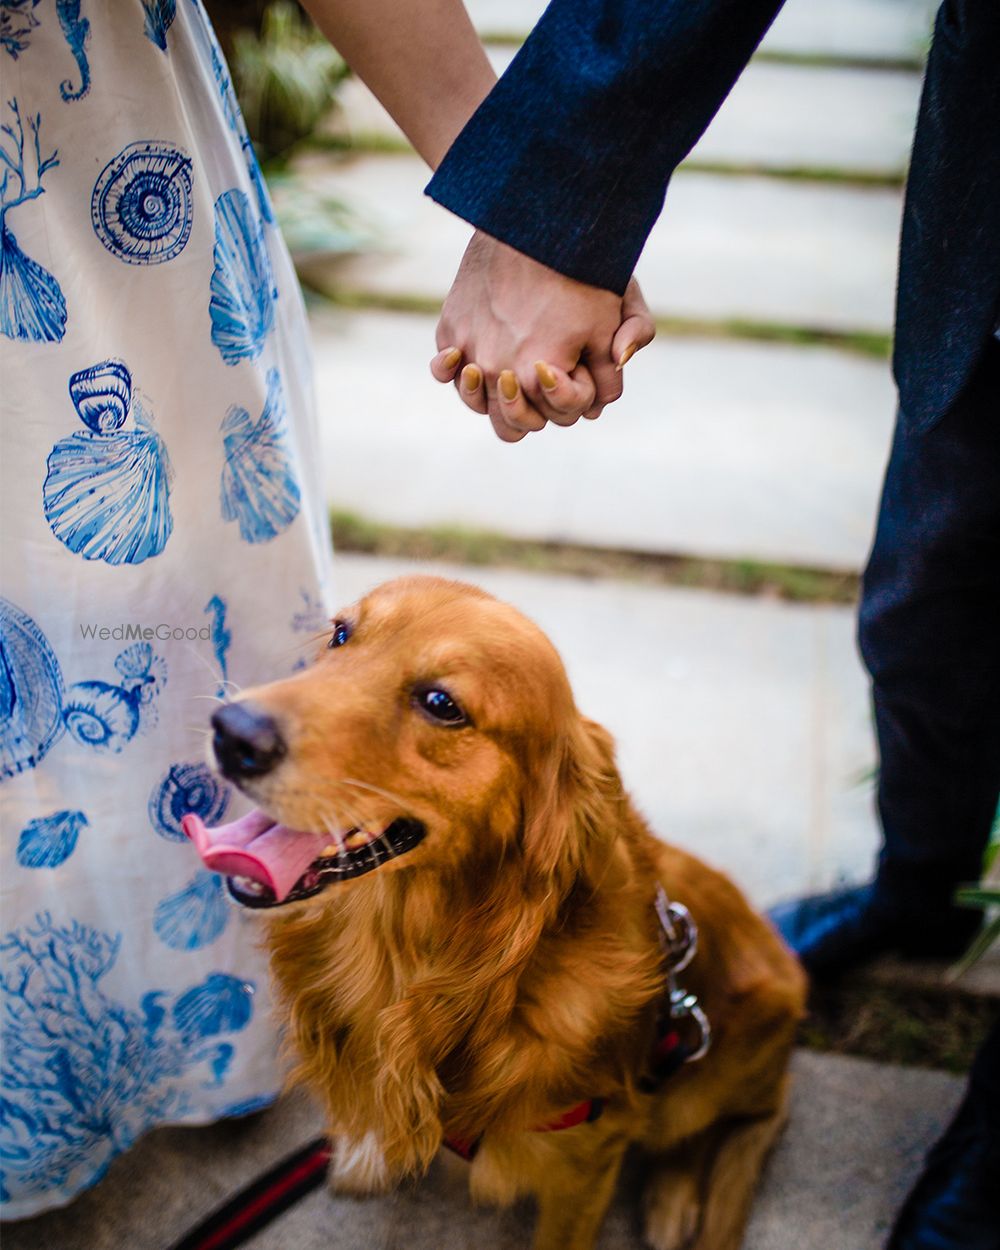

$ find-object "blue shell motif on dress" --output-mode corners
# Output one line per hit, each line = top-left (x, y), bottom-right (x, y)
(1, 2), (42, 59)
(16, 809), (88, 868)
(92, 142), (193, 265)
(149, 761), (229, 842)
(0, 913), (254, 1202)
(0, 100), (67, 342)
(209, 188), (276, 365)
(153, 871), (229, 950)
(63, 642), (167, 754)
(43, 359), (175, 565)
(0, 598), (65, 780)
(220, 368), (301, 544)
(142, 0), (175, 50)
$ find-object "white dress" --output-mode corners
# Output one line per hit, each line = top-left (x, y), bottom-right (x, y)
(0, 0), (333, 1217)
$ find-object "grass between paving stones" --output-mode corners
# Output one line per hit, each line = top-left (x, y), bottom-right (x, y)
(302, 281), (893, 361)
(801, 982), (996, 1073)
(331, 510), (859, 604)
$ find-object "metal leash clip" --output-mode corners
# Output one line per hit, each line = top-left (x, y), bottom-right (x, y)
(654, 885), (698, 973)
(669, 988), (712, 1063)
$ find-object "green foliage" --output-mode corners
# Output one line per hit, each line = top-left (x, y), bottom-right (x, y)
(232, 3), (349, 162)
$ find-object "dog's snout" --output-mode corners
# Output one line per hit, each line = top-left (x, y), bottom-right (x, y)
(211, 701), (287, 781)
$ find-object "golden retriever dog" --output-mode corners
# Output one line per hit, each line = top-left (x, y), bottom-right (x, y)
(184, 576), (806, 1250)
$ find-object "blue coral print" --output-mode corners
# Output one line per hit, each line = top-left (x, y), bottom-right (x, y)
(56, 1), (90, 100)
(43, 359), (175, 565)
(0, 99), (67, 343)
(16, 810), (88, 868)
(92, 141), (193, 265)
(142, 0), (175, 50)
(204, 595), (231, 698)
(209, 188), (276, 364)
(149, 761), (229, 842)
(0, 913), (254, 1202)
(154, 872), (229, 950)
(62, 642), (167, 753)
(1, 1), (41, 57)
(220, 368), (301, 543)
(0, 598), (65, 780)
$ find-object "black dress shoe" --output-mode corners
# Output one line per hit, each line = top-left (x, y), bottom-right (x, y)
(887, 1019), (1000, 1250)
(767, 883), (981, 979)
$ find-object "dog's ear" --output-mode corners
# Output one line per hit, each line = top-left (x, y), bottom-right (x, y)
(521, 714), (624, 893)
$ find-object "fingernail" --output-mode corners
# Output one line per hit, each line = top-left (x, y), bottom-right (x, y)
(534, 361), (557, 391)
(615, 343), (637, 371)
(442, 347), (462, 370)
(499, 370), (519, 402)
(461, 364), (482, 392)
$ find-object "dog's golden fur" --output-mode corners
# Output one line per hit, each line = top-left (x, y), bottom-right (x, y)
(230, 576), (806, 1250)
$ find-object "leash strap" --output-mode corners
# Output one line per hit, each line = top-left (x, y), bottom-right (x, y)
(169, 1136), (331, 1250)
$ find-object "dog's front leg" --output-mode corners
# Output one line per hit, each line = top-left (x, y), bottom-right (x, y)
(531, 1131), (629, 1250)
(327, 1131), (394, 1197)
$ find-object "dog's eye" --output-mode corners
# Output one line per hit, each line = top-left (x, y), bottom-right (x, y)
(415, 688), (466, 725)
(328, 621), (351, 649)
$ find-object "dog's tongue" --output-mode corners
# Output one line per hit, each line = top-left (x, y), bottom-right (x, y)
(182, 809), (331, 902)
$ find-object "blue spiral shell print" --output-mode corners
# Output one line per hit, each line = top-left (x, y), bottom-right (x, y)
(62, 680), (139, 753)
(172, 973), (254, 1045)
(149, 761), (230, 842)
(220, 369), (301, 544)
(0, 598), (65, 780)
(209, 189), (276, 365)
(153, 872), (229, 951)
(43, 359), (174, 565)
(92, 142), (193, 265)
(16, 809), (88, 868)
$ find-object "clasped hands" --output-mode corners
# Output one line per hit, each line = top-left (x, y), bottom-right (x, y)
(430, 231), (655, 442)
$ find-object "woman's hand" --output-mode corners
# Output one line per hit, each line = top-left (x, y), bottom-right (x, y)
(430, 231), (655, 442)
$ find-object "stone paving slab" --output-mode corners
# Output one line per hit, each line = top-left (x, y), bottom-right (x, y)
(324, 554), (880, 909)
(310, 306), (895, 571)
(464, 0), (936, 62)
(295, 153), (903, 333)
(330, 53), (921, 177)
(1, 1052), (962, 1250)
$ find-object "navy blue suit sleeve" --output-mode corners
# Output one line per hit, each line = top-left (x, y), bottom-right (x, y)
(426, 0), (786, 295)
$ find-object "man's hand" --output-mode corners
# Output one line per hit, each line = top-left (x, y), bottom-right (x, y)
(430, 231), (654, 442)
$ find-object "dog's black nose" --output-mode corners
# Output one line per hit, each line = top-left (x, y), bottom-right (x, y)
(211, 702), (287, 780)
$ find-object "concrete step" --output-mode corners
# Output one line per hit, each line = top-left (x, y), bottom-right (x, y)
(330, 51), (922, 178)
(295, 152), (903, 334)
(464, 0), (937, 64)
(311, 306), (895, 571)
(3, 1051), (962, 1250)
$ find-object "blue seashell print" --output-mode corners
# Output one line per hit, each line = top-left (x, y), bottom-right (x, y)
(172, 973), (254, 1044)
(92, 142), (193, 265)
(16, 809), (88, 868)
(142, 0), (175, 50)
(209, 188), (276, 365)
(69, 359), (131, 432)
(56, 1), (91, 101)
(1, 2), (42, 59)
(149, 761), (229, 842)
(43, 359), (174, 565)
(0, 913), (254, 1201)
(220, 368), (301, 544)
(62, 680), (139, 753)
(0, 598), (65, 780)
(63, 641), (166, 753)
(0, 101), (67, 342)
(153, 871), (229, 950)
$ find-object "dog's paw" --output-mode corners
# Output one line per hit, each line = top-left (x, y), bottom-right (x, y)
(328, 1132), (392, 1197)
(642, 1169), (702, 1250)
